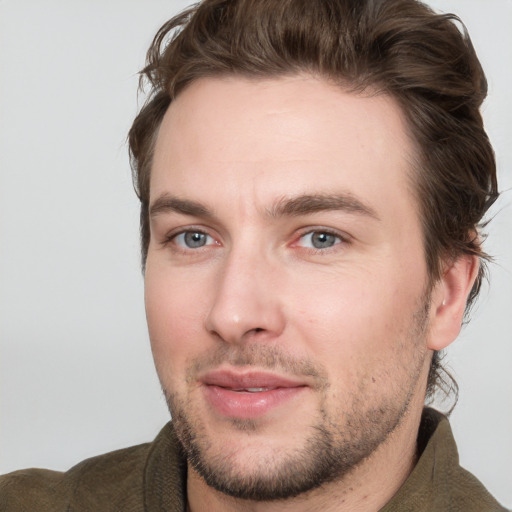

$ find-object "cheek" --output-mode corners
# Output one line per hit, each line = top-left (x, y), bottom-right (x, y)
(144, 264), (212, 375)
(287, 268), (422, 371)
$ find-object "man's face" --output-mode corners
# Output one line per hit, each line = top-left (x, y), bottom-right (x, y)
(145, 75), (433, 499)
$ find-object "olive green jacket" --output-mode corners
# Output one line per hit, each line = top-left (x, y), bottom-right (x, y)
(0, 409), (507, 511)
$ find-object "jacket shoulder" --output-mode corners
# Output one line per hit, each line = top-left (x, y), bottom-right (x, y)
(0, 468), (67, 511)
(0, 442), (151, 512)
(438, 464), (510, 512)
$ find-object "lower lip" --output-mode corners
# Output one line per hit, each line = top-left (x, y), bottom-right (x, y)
(203, 385), (306, 419)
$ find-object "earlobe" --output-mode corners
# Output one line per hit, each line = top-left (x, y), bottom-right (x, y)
(427, 254), (480, 351)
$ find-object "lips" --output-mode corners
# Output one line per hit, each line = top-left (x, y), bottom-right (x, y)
(201, 369), (307, 419)
(202, 370), (304, 390)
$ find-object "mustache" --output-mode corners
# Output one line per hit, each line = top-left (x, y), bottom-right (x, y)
(185, 344), (329, 387)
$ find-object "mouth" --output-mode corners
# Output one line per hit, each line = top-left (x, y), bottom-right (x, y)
(200, 369), (308, 419)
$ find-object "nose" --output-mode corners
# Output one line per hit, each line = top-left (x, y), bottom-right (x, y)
(204, 247), (286, 344)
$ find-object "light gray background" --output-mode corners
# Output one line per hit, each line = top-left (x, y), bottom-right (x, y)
(1, 0), (511, 506)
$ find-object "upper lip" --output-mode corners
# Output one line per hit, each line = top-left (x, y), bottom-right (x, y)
(201, 369), (307, 390)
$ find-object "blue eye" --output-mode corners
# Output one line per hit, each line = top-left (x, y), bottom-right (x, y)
(299, 231), (341, 249)
(174, 231), (214, 249)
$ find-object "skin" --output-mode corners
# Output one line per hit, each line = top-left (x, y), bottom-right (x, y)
(144, 75), (478, 512)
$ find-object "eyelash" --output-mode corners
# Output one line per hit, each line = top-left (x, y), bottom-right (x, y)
(161, 227), (350, 255)
(293, 228), (350, 253)
(162, 227), (217, 251)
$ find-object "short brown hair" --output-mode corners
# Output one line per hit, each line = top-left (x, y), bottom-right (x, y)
(128, 0), (498, 399)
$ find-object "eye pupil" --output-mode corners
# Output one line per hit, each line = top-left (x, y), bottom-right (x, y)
(311, 232), (336, 249)
(184, 232), (206, 248)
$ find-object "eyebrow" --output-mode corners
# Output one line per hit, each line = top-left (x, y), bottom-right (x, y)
(149, 192), (379, 221)
(149, 195), (213, 219)
(268, 193), (380, 220)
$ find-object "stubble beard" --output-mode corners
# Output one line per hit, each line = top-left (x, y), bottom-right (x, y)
(161, 299), (430, 502)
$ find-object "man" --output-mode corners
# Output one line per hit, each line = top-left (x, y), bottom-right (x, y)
(0, 0), (508, 510)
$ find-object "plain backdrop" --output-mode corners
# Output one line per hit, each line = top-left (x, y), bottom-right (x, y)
(1, 0), (511, 507)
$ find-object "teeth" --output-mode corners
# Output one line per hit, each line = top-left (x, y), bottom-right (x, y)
(231, 387), (270, 392)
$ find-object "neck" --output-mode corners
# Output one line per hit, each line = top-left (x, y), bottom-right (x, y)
(187, 402), (425, 512)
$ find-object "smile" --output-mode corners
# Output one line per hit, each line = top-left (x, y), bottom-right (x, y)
(200, 369), (308, 419)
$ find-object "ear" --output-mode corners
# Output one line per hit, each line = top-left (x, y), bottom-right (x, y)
(427, 254), (480, 351)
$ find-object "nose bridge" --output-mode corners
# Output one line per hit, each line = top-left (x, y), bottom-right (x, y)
(205, 240), (285, 343)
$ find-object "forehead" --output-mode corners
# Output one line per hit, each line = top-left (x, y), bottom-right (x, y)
(150, 75), (417, 219)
